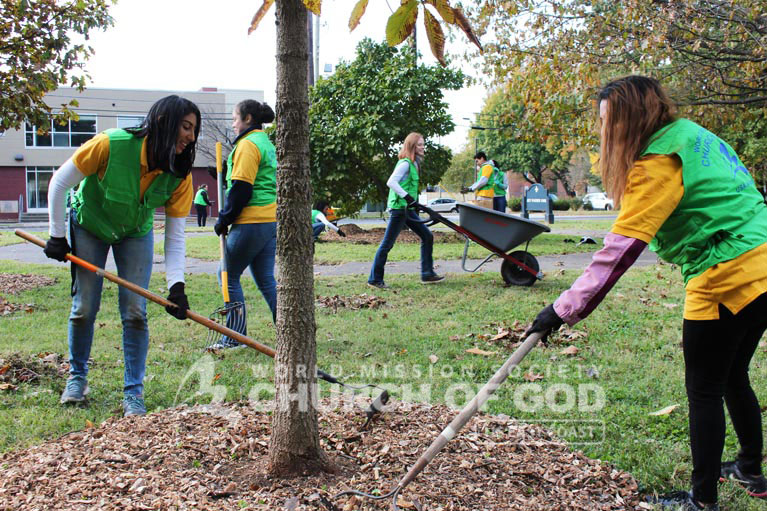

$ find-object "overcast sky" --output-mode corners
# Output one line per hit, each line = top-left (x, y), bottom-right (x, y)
(80, 0), (487, 152)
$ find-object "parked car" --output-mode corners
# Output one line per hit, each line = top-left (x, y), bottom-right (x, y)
(427, 197), (459, 213)
(582, 192), (614, 210)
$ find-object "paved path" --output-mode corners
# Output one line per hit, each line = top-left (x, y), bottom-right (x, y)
(0, 237), (659, 277)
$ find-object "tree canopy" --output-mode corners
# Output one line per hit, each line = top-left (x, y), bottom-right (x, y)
(0, 0), (113, 131)
(308, 39), (464, 214)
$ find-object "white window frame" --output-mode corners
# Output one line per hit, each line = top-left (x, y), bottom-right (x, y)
(25, 166), (56, 212)
(25, 114), (98, 148)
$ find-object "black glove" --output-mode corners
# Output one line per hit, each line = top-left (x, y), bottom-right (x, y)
(43, 236), (71, 262)
(525, 304), (564, 342)
(165, 282), (189, 320)
(337, 228), (346, 237)
(214, 220), (228, 237)
(403, 194), (420, 209)
(460, 187), (471, 194)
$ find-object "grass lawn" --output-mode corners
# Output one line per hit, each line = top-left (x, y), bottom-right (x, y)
(0, 260), (764, 509)
(160, 231), (601, 264)
(0, 231), (45, 247)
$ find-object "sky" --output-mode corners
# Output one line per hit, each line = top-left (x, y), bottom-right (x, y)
(81, 0), (488, 152)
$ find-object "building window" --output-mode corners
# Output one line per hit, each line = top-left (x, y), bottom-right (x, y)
(117, 115), (145, 129)
(26, 166), (55, 211)
(25, 115), (97, 148)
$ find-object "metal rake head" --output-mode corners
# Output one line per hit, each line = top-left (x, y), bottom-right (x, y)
(205, 302), (247, 350)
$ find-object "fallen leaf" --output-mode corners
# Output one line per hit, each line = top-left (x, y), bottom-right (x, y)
(465, 348), (497, 357)
(649, 404), (679, 416)
(428, 354), (438, 364)
(560, 346), (579, 356)
(85, 419), (94, 429)
(523, 372), (544, 382)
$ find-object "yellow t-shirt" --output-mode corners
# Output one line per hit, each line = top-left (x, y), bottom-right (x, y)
(72, 133), (193, 218)
(611, 154), (767, 320)
(230, 134), (277, 224)
(476, 163), (495, 198)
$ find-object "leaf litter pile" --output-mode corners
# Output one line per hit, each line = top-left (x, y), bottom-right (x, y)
(0, 352), (69, 392)
(315, 293), (386, 313)
(0, 399), (642, 510)
(0, 272), (56, 316)
(320, 224), (461, 246)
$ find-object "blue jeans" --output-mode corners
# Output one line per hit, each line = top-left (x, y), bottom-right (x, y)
(68, 217), (153, 396)
(368, 208), (436, 283)
(218, 222), (277, 342)
(312, 222), (325, 240)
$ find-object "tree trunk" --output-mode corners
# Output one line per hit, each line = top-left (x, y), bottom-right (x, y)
(268, 0), (333, 476)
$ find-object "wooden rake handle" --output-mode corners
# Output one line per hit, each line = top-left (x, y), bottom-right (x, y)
(15, 229), (276, 358)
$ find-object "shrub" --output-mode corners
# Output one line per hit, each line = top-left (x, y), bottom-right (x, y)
(508, 197), (522, 212)
(552, 199), (571, 211)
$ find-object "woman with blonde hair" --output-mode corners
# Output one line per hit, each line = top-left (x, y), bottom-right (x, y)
(368, 132), (444, 288)
(527, 75), (767, 510)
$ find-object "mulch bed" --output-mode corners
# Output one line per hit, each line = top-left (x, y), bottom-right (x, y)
(322, 225), (462, 246)
(0, 400), (643, 510)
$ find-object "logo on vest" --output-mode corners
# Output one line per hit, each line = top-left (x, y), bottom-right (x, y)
(719, 142), (749, 178)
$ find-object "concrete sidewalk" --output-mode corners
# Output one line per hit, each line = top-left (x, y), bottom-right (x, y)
(0, 239), (659, 277)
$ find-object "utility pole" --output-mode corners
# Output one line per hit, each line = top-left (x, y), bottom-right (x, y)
(307, 13), (315, 86)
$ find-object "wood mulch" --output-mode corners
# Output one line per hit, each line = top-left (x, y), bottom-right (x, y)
(323, 225), (462, 246)
(0, 400), (643, 510)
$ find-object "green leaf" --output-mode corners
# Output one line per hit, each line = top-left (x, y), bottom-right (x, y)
(348, 0), (369, 31)
(385, 0), (418, 47)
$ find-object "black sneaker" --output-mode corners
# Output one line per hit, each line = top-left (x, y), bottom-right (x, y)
(720, 460), (767, 498)
(646, 490), (719, 510)
(421, 274), (445, 284)
(367, 281), (389, 289)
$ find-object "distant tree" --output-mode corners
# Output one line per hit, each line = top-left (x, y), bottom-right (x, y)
(308, 39), (463, 215)
(0, 0), (113, 130)
(441, 144), (475, 192)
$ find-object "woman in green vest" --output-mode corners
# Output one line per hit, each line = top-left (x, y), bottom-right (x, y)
(194, 183), (212, 226)
(43, 95), (200, 417)
(212, 99), (277, 348)
(527, 76), (767, 511)
(368, 132), (444, 288)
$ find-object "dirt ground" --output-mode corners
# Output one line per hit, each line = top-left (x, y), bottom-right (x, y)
(321, 224), (463, 245)
(0, 399), (643, 511)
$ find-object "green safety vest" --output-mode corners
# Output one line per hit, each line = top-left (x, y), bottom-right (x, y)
(72, 129), (181, 243)
(311, 209), (321, 223)
(387, 158), (419, 210)
(642, 119), (767, 283)
(193, 189), (208, 206)
(492, 165), (506, 196)
(226, 130), (277, 207)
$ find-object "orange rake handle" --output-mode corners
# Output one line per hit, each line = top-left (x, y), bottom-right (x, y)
(15, 229), (276, 358)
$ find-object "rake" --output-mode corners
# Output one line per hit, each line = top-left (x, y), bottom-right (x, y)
(16, 229), (389, 425)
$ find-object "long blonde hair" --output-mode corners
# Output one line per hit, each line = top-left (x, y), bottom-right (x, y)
(399, 132), (423, 161)
(598, 76), (676, 206)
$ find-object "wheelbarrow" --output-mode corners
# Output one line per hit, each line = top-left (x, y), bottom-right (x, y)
(418, 202), (550, 286)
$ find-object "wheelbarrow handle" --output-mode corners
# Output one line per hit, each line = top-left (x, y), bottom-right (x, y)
(14, 229), (277, 359)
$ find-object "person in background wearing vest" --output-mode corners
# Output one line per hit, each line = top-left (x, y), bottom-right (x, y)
(368, 132), (445, 289)
(213, 99), (278, 348)
(193, 184), (212, 227)
(461, 151), (495, 209)
(312, 200), (345, 242)
(491, 159), (508, 212)
(43, 95), (200, 417)
(527, 76), (767, 511)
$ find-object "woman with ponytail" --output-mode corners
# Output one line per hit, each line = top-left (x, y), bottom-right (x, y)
(212, 99), (278, 348)
(44, 95), (201, 416)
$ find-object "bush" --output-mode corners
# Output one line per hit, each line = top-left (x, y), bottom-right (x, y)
(552, 199), (571, 211)
(583, 201), (594, 211)
(508, 197), (522, 212)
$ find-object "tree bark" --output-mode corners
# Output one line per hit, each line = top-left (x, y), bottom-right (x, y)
(268, 0), (333, 477)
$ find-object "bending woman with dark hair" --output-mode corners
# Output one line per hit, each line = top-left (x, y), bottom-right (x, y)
(44, 95), (200, 416)
(212, 99), (278, 348)
(526, 75), (767, 511)
(312, 200), (345, 242)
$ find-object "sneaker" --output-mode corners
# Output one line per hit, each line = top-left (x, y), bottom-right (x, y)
(208, 338), (243, 350)
(367, 281), (390, 289)
(720, 460), (767, 498)
(60, 375), (89, 403)
(122, 394), (147, 416)
(421, 274), (445, 284)
(646, 490), (719, 510)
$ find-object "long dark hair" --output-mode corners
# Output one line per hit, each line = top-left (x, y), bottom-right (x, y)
(235, 99), (275, 131)
(597, 76), (676, 206)
(126, 95), (201, 178)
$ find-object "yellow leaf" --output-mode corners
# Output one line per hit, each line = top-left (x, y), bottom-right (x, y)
(423, 8), (446, 66)
(348, 0), (369, 31)
(465, 348), (497, 357)
(424, 0), (455, 23)
(385, 0), (418, 46)
(85, 419), (94, 428)
(649, 404), (679, 416)
(302, 0), (321, 16)
(248, 0), (275, 35)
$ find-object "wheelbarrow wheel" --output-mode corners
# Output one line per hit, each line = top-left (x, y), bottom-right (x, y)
(501, 251), (539, 286)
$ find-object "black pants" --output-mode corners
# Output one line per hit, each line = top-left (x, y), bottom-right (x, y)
(195, 204), (208, 227)
(684, 292), (767, 503)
